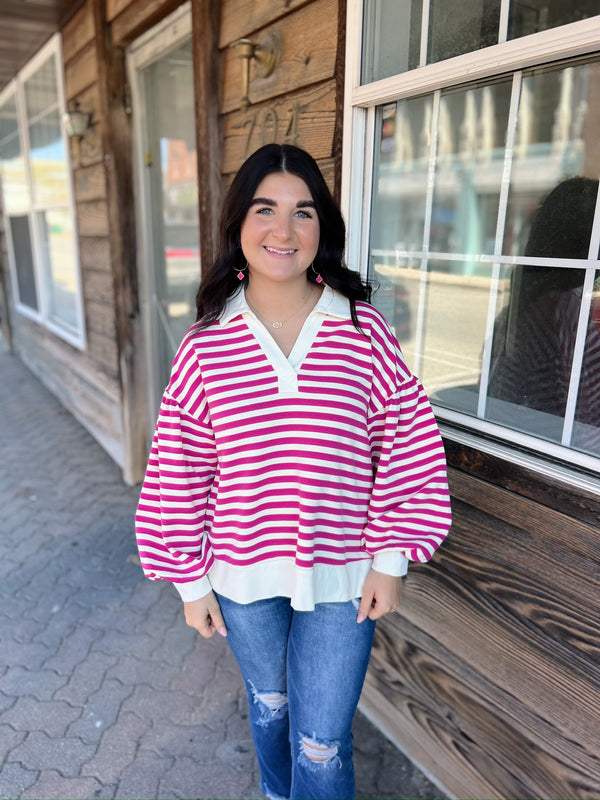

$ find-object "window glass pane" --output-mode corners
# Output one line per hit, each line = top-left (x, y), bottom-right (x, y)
(0, 95), (29, 212)
(504, 60), (600, 256)
(37, 208), (78, 329)
(431, 78), (512, 257)
(361, 0), (422, 83)
(0, 94), (19, 141)
(9, 215), (38, 310)
(371, 96), (433, 255)
(27, 108), (68, 206)
(487, 262), (586, 441)
(508, 0), (600, 39)
(24, 54), (68, 206)
(428, 0), (500, 64)
(24, 56), (59, 120)
(573, 270), (600, 455)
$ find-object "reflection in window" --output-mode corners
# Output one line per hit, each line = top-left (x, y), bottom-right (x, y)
(508, 0), (600, 39)
(0, 95), (29, 213)
(38, 209), (78, 328)
(368, 55), (600, 462)
(504, 62), (593, 256)
(489, 178), (595, 438)
(574, 270), (600, 455)
(428, 0), (500, 64)
(10, 216), (38, 310)
(361, 0), (422, 83)
(431, 79), (512, 258)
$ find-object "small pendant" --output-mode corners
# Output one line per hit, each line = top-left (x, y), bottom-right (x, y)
(237, 271), (245, 280)
(272, 321), (283, 329)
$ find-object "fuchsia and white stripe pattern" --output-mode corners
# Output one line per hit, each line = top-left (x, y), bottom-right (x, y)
(135, 289), (451, 606)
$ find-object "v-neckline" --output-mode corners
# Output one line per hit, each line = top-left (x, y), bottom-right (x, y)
(244, 309), (325, 394)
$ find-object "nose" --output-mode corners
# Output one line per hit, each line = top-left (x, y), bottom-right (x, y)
(272, 213), (293, 240)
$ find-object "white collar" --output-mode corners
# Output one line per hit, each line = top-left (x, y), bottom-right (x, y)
(219, 284), (351, 327)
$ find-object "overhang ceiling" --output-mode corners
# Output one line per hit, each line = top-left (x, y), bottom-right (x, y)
(0, 0), (87, 94)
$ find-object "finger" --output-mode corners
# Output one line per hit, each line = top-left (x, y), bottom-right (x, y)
(357, 591), (374, 623)
(184, 605), (215, 639)
(193, 611), (216, 639)
(367, 599), (392, 621)
(207, 603), (227, 637)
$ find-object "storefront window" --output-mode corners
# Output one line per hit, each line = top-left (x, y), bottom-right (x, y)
(0, 36), (83, 346)
(367, 55), (600, 463)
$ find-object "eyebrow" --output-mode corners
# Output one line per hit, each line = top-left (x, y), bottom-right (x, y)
(249, 197), (316, 209)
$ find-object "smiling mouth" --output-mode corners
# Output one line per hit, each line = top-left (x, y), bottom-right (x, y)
(264, 246), (297, 255)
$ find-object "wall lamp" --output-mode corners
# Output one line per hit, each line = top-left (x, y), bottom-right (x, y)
(235, 32), (280, 109)
(63, 101), (92, 139)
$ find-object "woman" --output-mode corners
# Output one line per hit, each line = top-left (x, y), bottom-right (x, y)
(135, 144), (451, 800)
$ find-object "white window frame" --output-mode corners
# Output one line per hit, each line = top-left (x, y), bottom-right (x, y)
(0, 34), (85, 350)
(342, 4), (600, 491)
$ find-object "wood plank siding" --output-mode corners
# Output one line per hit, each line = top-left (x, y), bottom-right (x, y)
(218, 0), (342, 194)
(361, 458), (600, 799)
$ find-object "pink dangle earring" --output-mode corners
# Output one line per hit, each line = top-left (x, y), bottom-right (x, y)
(310, 264), (323, 284)
(235, 262), (248, 281)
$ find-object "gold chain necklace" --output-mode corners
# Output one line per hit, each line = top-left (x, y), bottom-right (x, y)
(247, 291), (316, 329)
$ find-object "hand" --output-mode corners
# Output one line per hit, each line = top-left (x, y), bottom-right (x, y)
(183, 591), (227, 639)
(356, 569), (402, 623)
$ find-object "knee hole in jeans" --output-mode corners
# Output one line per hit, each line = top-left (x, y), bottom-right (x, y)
(298, 733), (341, 770)
(249, 681), (288, 726)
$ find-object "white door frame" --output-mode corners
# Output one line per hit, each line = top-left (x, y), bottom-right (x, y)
(127, 2), (193, 430)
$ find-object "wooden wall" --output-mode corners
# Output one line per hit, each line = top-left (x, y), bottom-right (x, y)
(5, 0), (127, 467)
(218, 0), (342, 193)
(360, 453), (600, 799)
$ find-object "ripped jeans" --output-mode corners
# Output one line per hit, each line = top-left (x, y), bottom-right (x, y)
(214, 593), (376, 800)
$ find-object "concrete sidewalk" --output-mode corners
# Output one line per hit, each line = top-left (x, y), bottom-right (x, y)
(0, 348), (444, 800)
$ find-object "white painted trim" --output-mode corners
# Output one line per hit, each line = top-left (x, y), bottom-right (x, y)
(477, 71), (522, 419)
(369, 250), (600, 269)
(437, 408), (600, 480)
(498, 0), (510, 44)
(340, 0), (364, 260)
(439, 422), (600, 494)
(127, 1), (192, 68)
(418, 0), (431, 68)
(127, 2), (194, 432)
(561, 180), (600, 446)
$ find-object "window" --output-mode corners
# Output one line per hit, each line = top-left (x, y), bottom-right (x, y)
(361, 0), (600, 82)
(0, 35), (84, 347)
(344, 4), (600, 478)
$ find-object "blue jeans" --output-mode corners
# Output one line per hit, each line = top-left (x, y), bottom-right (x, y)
(215, 593), (376, 800)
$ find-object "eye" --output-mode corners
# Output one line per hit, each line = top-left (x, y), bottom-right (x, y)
(295, 209), (313, 219)
(256, 206), (274, 215)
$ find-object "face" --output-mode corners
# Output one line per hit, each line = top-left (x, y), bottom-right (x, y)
(240, 172), (320, 288)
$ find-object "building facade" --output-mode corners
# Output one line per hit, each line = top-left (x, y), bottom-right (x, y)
(0, 1), (599, 796)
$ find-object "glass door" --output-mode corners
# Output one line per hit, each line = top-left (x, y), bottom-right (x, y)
(128, 4), (200, 426)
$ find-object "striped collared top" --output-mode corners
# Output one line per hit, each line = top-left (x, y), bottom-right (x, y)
(135, 286), (451, 610)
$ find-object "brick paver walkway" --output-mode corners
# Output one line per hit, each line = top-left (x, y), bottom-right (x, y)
(0, 349), (443, 800)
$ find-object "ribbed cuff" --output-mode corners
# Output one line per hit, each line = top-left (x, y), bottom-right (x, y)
(371, 551), (409, 577)
(172, 575), (213, 602)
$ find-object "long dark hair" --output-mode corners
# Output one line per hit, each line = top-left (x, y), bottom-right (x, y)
(195, 144), (371, 330)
